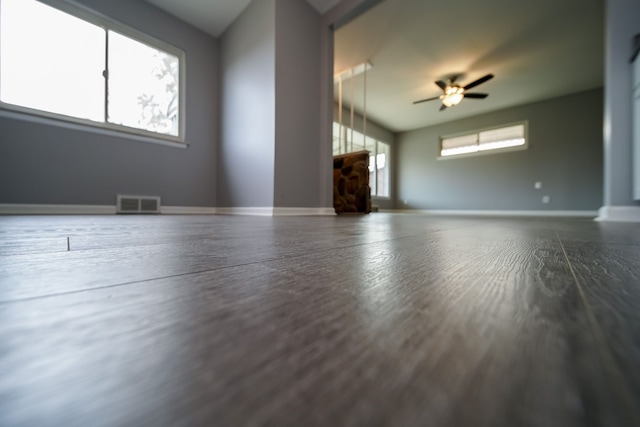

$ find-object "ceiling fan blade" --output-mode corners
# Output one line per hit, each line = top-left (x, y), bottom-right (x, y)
(463, 93), (488, 99)
(435, 80), (447, 90)
(439, 103), (448, 111)
(413, 96), (441, 104)
(463, 74), (494, 91)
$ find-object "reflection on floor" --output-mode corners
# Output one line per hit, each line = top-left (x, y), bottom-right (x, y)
(0, 213), (639, 426)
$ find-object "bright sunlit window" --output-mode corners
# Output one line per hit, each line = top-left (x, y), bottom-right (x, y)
(440, 122), (527, 158)
(333, 122), (390, 198)
(0, 0), (183, 141)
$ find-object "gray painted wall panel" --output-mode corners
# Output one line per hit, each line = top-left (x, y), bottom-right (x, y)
(396, 89), (603, 211)
(217, 0), (276, 208)
(0, 0), (218, 207)
(274, 0), (323, 208)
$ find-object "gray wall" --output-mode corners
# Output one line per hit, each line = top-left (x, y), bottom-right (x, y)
(217, 0), (276, 208)
(274, 0), (322, 208)
(396, 89), (603, 211)
(219, 0), (327, 209)
(603, 0), (640, 207)
(0, 0), (218, 207)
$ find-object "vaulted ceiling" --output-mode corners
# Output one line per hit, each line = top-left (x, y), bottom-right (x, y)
(144, 0), (341, 37)
(334, 0), (604, 132)
(144, 0), (604, 133)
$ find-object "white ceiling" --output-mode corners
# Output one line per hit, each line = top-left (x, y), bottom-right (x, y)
(144, 0), (341, 37)
(144, 0), (251, 38)
(335, 0), (605, 132)
(144, 0), (604, 133)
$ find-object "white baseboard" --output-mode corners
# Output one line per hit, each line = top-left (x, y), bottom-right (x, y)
(1, 204), (604, 219)
(0, 204), (117, 215)
(595, 205), (640, 222)
(0, 204), (337, 216)
(273, 207), (336, 216)
(161, 206), (217, 215)
(386, 209), (599, 218)
(215, 207), (275, 216)
(216, 207), (336, 216)
(0, 204), (217, 215)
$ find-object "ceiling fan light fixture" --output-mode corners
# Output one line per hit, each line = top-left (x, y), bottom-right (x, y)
(412, 74), (493, 109)
(440, 86), (464, 107)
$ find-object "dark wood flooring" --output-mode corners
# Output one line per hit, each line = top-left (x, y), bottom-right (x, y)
(0, 213), (639, 426)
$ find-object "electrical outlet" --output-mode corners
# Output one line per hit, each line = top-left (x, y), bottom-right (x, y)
(542, 195), (551, 204)
(534, 181), (542, 189)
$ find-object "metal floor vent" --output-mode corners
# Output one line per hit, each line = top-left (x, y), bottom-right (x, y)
(117, 195), (161, 214)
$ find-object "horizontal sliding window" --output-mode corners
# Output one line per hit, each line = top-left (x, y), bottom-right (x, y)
(0, 0), (183, 141)
(440, 122), (527, 158)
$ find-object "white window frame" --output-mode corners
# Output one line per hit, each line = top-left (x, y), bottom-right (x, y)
(370, 139), (391, 199)
(332, 121), (391, 198)
(438, 121), (528, 160)
(0, 0), (186, 146)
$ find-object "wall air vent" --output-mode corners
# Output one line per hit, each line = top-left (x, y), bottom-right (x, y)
(117, 195), (161, 214)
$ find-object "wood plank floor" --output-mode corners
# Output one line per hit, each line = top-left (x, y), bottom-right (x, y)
(0, 213), (639, 426)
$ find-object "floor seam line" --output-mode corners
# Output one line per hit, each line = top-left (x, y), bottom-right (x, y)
(0, 233), (424, 305)
(555, 231), (637, 425)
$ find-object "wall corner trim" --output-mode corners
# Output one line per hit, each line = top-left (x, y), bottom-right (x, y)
(595, 206), (640, 222)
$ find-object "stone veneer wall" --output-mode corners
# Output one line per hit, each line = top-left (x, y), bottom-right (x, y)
(333, 151), (371, 214)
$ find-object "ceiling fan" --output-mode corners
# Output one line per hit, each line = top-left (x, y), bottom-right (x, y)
(413, 74), (494, 111)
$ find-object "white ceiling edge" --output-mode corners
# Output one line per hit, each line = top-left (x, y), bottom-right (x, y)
(145, 0), (341, 38)
(144, 0), (252, 37)
(305, 0), (342, 14)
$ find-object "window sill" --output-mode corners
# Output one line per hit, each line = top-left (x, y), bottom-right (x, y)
(0, 108), (188, 149)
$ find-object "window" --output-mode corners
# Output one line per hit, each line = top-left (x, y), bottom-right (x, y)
(0, 0), (183, 141)
(440, 122), (527, 158)
(370, 138), (390, 198)
(333, 122), (390, 198)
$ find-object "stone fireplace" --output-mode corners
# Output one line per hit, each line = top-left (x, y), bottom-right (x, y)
(333, 151), (371, 214)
